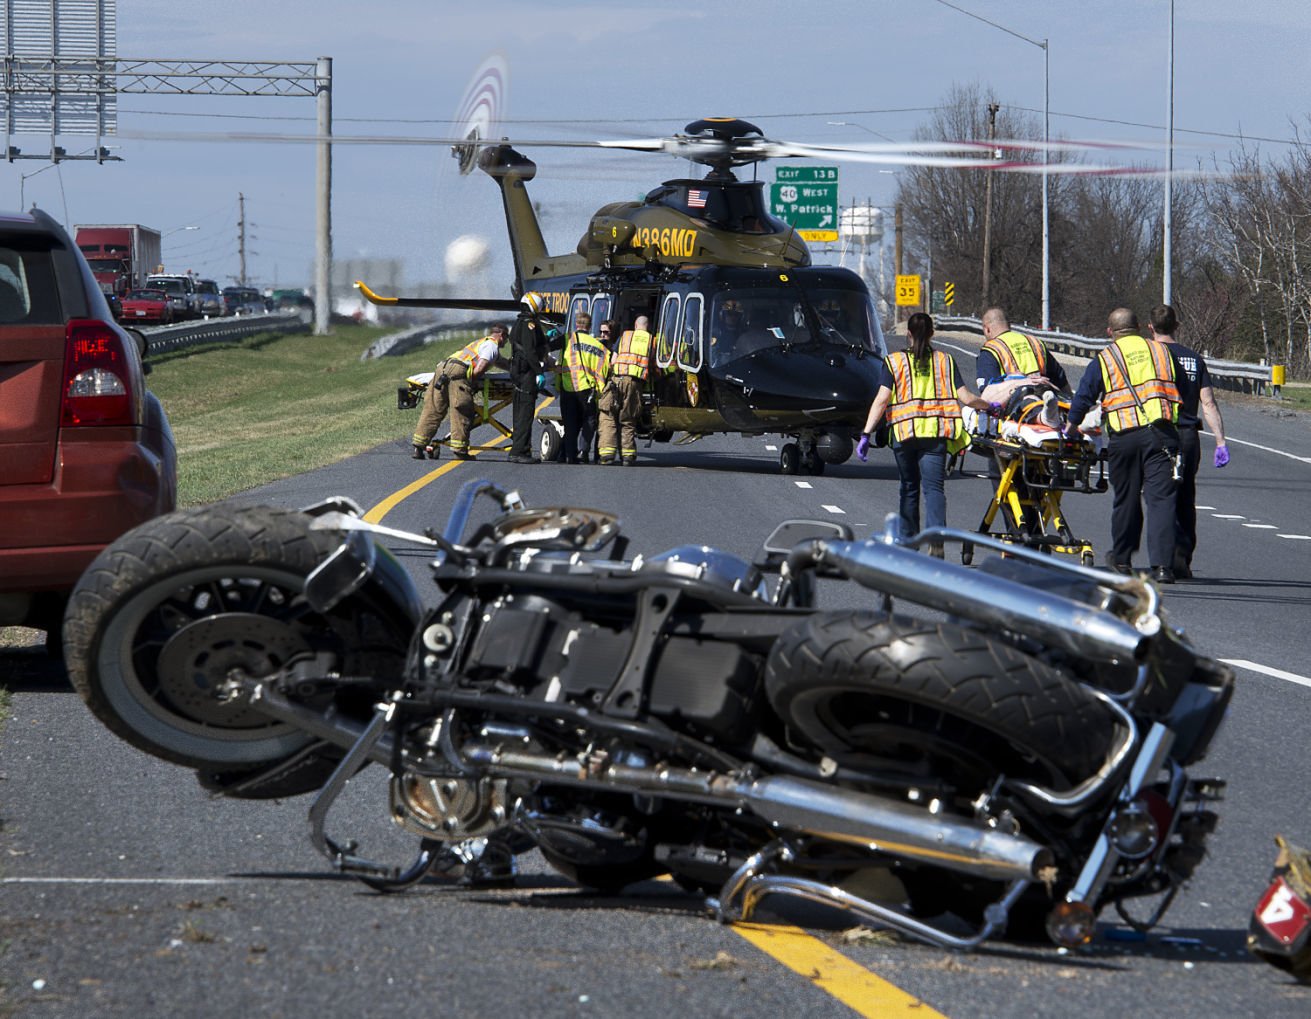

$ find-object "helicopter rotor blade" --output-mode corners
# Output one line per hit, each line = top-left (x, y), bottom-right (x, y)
(355, 280), (524, 312)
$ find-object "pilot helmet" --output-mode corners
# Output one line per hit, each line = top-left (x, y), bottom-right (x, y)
(521, 292), (545, 314)
(719, 299), (745, 326)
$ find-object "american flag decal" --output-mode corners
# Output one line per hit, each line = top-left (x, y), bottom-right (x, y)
(687, 189), (708, 209)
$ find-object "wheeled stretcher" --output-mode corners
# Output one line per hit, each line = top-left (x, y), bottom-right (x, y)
(398, 370), (518, 453)
(959, 395), (1108, 567)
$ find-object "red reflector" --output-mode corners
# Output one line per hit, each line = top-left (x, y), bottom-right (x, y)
(61, 319), (137, 427)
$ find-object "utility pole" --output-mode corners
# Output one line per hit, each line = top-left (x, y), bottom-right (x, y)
(314, 55), (333, 336)
(981, 102), (1000, 312)
(894, 203), (903, 326)
(237, 192), (247, 286)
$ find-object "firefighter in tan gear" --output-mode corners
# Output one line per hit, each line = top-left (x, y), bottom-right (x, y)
(597, 315), (652, 466)
(411, 325), (507, 460)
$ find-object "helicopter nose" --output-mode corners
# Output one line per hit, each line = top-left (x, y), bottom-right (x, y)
(728, 350), (881, 413)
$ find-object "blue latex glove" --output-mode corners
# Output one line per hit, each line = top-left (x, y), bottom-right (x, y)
(856, 433), (871, 462)
(987, 402), (1003, 418)
(1063, 422), (1082, 443)
(535, 373), (547, 389)
(1214, 445), (1229, 468)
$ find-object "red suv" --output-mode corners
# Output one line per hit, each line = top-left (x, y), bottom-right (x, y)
(0, 209), (177, 638)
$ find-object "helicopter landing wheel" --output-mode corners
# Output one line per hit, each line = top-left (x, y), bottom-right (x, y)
(539, 421), (563, 463)
(780, 442), (801, 475)
(804, 449), (825, 475)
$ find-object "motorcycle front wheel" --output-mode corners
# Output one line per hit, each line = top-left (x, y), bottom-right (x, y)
(64, 503), (412, 789)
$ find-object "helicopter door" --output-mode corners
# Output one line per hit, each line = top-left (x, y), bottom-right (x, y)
(676, 294), (704, 373)
(655, 293), (681, 369)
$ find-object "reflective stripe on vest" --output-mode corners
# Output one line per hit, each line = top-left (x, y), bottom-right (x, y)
(563, 332), (608, 392)
(613, 330), (652, 379)
(449, 339), (487, 376)
(1097, 335), (1181, 432)
(886, 350), (961, 441)
(983, 330), (1047, 377)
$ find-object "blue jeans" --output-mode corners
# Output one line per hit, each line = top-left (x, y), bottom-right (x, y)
(892, 437), (948, 537)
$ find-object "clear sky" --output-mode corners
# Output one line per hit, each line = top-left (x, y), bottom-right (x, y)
(9, 0), (1309, 298)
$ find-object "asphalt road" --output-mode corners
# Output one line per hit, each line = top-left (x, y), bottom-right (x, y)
(4, 354), (1311, 1018)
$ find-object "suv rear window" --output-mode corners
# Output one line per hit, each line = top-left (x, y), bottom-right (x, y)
(0, 243), (62, 325)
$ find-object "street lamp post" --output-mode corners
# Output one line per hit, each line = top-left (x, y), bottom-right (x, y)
(1163, 0), (1174, 306)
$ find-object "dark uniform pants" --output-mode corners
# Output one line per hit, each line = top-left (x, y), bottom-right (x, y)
(1107, 423), (1180, 569)
(509, 367), (537, 458)
(413, 361), (475, 452)
(1175, 424), (1202, 567)
(560, 388), (595, 463)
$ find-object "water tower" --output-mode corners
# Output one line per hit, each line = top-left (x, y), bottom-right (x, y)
(839, 204), (887, 316)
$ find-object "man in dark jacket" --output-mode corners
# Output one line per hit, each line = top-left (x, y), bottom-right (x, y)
(506, 292), (554, 464)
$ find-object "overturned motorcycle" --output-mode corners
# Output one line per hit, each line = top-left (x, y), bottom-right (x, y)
(64, 480), (1231, 950)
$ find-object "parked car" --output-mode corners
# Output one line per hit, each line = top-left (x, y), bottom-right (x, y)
(222, 285), (265, 316)
(120, 288), (174, 324)
(194, 277), (223, 318)
(0, 209), (177, 639)
(145, 273), (198, 320)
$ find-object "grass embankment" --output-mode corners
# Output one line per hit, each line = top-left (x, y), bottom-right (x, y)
(147, 324), (470, 506)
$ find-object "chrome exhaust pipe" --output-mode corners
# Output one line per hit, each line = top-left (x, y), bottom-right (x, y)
(461, 743), (1052, 883)
(249, 683), (1052, 882)
(815, 539), (1153, 663)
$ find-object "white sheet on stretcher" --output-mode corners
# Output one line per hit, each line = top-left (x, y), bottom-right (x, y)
(963, 404), (1105, 451)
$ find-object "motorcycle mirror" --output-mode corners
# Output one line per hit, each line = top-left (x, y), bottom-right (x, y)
(760, 519), (854, 557)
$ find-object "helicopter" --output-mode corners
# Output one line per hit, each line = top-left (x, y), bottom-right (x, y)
(364, 117), (894, 474)
(361, 116), (1166, 474)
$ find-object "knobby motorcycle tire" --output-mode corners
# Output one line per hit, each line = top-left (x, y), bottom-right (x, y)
(63, 503), (411, 795)
(764, 611), (1118, 792)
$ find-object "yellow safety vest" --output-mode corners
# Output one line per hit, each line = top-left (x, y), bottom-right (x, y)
(982, 330), (1048, 377)
(612, 330), (652, 380)
(562, 331), (609, 392)
(448, 338), (489, 376)
(1097, 335), (1180, 432)
(886, 350), (968, 452)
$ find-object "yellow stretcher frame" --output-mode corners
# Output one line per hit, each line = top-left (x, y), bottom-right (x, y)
(960, 431), (1109, 568)
(399, 372), (517, 453)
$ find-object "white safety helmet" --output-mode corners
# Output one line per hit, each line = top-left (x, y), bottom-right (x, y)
(521, 291), (545, 314)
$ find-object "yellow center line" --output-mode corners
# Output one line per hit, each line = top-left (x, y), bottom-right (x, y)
(730, 922), (947, 1018)
(364, 395), (555, 524)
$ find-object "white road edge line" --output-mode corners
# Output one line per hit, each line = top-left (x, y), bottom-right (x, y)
(1278, 534), (1311, 540)
(1220, 659), (1311, 690)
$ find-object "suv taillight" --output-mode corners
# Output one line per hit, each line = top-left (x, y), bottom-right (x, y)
(60, 319), (138, 427)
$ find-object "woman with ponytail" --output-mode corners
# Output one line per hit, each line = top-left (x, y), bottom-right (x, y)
(857, 313), (998, 556)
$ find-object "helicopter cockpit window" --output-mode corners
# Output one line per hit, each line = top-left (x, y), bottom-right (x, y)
(807, 287), (887, 358)
(591, 295), (612, 334)
(708, 288), (884, 367)
(677, 294), (704, 373)
(567, 295), (591, 334)
(656, 293), (681, 368)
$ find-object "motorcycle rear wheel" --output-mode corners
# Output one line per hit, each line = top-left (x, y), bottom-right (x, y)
(64, 503), (411, 784)
(765, 611), (1118, 793)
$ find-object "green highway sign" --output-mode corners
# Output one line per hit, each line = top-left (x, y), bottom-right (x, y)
(775, 165), (839, 183)
(770, 181), (839, 240)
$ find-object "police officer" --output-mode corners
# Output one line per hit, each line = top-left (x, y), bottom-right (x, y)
(1148, 304), (1230, 579)
(412, 325), (506, 460)
(597, 315), (653, 466)
(977, 306), (1069, 391)
(507, 293), (552, 464)
(555, 311), (608, 464)
(856, 313), (997, 557)
(1066, 307), (1182, 583)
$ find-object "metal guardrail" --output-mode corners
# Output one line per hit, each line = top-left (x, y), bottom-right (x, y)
(360, 318), (503, 361)
(933, 315), (1281, 396)
(136, 311), (310, 357)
